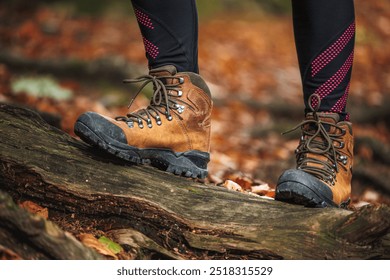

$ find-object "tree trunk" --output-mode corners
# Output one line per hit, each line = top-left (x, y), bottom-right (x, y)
(0, 103), (389, 260)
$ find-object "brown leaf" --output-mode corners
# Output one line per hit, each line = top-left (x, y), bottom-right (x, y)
(79, 233), (118, 260)
(208, 174), (224, 184)
(233, 177), (253, 191)
(361, 189), (380, 202)
(265, 190), (275, 199)
(222, 180), (243, 192)
(224, 171), (254, 191)
(251, 184), (271, 195)
(19, 201), (48, 219)
(357, 145), (373, 161)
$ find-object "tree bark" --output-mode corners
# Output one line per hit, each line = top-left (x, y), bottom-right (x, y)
(0, 103), (389, 260)
(0, 190), (104, 260)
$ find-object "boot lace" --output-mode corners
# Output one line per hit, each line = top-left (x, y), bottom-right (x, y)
(115, 74), (186, 128)
(283, 94), (348, 186)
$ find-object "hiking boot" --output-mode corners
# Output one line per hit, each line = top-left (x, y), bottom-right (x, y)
(74, 65), (212, 179)
(275, 101), (354, 208)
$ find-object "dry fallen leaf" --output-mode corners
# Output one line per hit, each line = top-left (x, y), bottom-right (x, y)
(361, 189), (380, 202)
(208, 174), (224, 185)
(251, 184), (271, 195)
(19, 201), (49, 219)
(232, 176), (253, 191)
(222, 180), (243, 192)
(79, 233), (118, 260)
(265, 190), (275, 199)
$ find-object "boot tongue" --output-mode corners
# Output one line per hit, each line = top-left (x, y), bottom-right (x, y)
(149, 65), (178, 86)
(305, 112), (340, 133)
(149, 65), (177, 77)
(306, 112), (339, 123)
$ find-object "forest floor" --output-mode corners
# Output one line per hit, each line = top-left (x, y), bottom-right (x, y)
(1, 0), (390, 214)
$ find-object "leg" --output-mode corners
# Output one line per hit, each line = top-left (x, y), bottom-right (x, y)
(276, 0), (355, 208)
(131, 0), (199, 73)
(74, 1), (212, 179)
(293, 0), (355, 120)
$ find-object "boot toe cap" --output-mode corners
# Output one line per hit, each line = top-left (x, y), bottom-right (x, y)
(74, 112), (127, 144)
(276, 169), (335, 207)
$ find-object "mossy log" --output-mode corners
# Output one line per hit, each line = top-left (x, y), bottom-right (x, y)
(0, 104), (389, 259)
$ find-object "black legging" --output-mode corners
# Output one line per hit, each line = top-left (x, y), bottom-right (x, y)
(130, 0), (355, 120)
(292, 0), (355, 120)
(131, 0), (199, 73)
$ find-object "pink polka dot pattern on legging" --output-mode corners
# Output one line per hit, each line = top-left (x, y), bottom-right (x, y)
(311, 22), (355, 78)
(311, 51), (354, 109)
(331, 83), (350, 114)
(143, 36), (159, 59)
(134, 8), (154, 29)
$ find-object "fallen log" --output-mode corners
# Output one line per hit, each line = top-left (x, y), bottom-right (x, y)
(0, 103), (389, 259)
(0, 50), (145, 84)
(0, 190), (104, 260)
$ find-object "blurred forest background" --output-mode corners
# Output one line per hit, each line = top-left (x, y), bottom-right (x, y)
(1, 0), (389, 208)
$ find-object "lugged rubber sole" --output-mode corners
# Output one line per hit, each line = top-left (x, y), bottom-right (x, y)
(74, 121), (209, 179)
(275, 169), (349, 208)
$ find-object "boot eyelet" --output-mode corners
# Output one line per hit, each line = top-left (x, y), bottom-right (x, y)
(138, 120), (144, 129)
(339, 155), (347, 160)
(127, 121), (134, 128)
(177, 90), (183, 97)
(177, 105), (185, 114)
(339, 142), (345, 148)
(178, 77), (184, 84)
(156, 116), (162, 126)
(167, 115), (173, 121)
(147, 119), (152, 128)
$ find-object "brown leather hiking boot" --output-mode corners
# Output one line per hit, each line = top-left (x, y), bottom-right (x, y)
(275, 107), (354, 208)
(74, 65), (212, 179)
